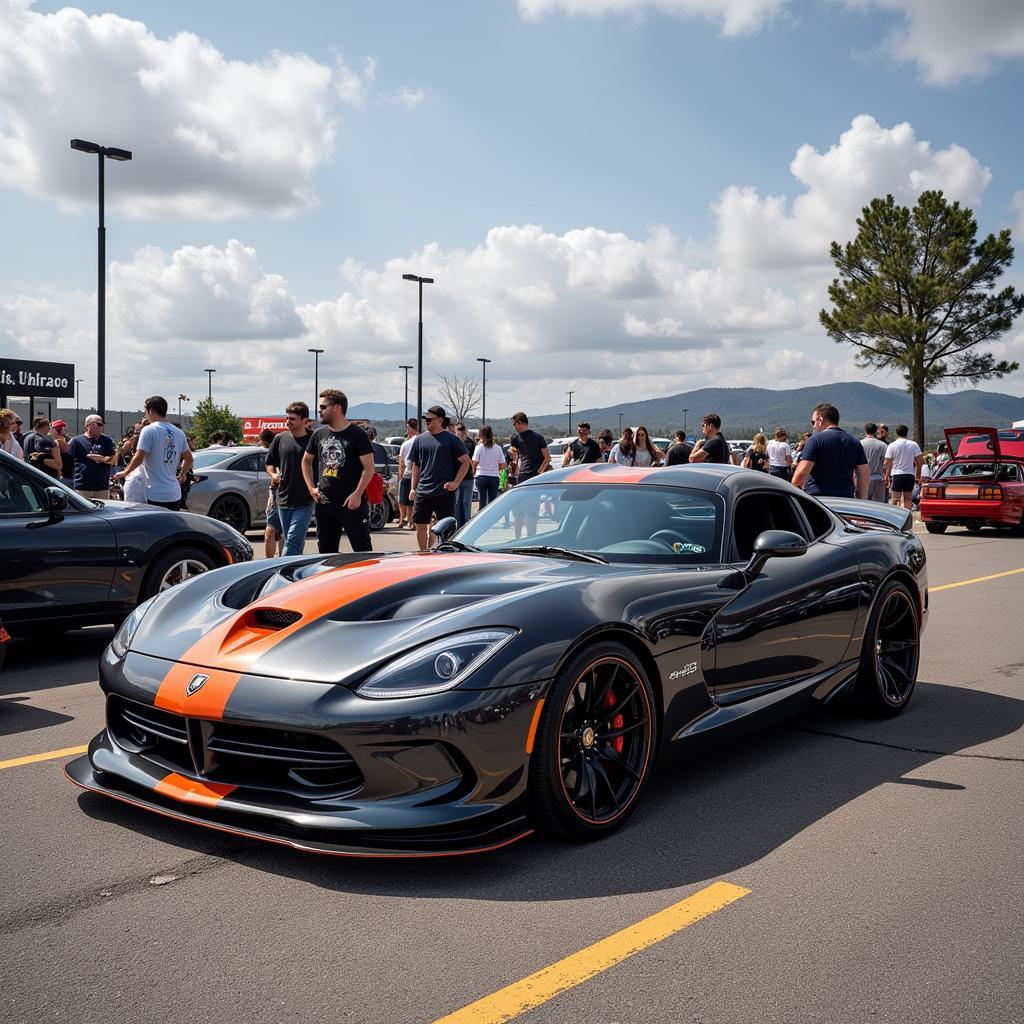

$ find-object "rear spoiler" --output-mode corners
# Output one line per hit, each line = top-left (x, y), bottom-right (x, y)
(820, 497), (913, 534)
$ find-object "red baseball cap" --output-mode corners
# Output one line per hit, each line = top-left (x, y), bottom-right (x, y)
(52, 419), (67, 431)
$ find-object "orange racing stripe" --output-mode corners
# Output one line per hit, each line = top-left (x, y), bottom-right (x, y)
(562, 464), (660, 484)
(153, 772), (236, 808)
(153, 552), (516, 720)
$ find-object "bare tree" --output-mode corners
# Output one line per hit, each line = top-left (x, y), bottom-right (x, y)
(436, 373), (482, 424)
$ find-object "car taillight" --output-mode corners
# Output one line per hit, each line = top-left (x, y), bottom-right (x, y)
(921, 484), (942, 499)
(978, 485), (1002, 500)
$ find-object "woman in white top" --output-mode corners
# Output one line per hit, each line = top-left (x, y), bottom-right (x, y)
(0, 408), (24, 459)
(472, 425), (506, 509)
(766, 427), (793, 481)
(632, 425), (665, 467)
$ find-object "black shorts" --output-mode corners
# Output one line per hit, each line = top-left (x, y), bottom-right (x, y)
(413, 490), (455, 525)
(399, 477), (412, 506)
(518, 471), (540, 483)
(890, 473), (916, 493)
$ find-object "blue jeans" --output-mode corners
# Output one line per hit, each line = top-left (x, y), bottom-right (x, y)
(456, 477), (474, 527)
(476, 475), (500, 508)
(278, 504), (315, 556)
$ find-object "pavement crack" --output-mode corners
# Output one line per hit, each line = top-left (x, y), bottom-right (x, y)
(0, 843), (248, 936)
(789, 725), (1024, 763)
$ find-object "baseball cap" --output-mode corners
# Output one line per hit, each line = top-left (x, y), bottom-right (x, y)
(425, 405), (446, 420)
(52, 419), (67, 431)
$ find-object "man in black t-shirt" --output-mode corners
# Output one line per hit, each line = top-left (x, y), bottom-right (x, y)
(23, 416), (61, 478)
(664, 430), (693, 466)
(267, 401), (314, 556)
(301, 389), (375, 553)
(689, 413), (731, 465)
(408, 406), (471, 551)
(509, 411), (550, 540)
(561, 422), (601, 466)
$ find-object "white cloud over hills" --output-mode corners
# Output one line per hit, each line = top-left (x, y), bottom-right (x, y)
(5, 116), (1019, 413)
(0, 0), (420, 219)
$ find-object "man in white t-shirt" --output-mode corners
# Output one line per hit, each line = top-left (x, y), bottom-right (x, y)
(396, 417), (417, 530)
(113, 395), (192, 509)
(883, 424), (923, 511)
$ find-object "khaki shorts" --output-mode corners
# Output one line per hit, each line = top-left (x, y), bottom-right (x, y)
(77, 488), (111, 500)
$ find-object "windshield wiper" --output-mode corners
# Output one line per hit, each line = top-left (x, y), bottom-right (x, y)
(496, 545), (608, 564)
(435, 539), (482, 552)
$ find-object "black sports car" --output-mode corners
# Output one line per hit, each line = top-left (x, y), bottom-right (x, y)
(67, 464), (927, 856)
(0, 450), (253, 635)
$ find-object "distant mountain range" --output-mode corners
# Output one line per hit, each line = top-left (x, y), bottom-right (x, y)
(528, 382), (1024, 440)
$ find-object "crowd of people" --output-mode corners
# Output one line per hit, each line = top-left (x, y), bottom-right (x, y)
(0, 394), (949, 560)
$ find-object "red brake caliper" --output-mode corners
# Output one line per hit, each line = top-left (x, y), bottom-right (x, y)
(604, 688), (624, 754)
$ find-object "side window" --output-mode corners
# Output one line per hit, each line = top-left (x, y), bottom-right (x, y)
(793, 495), (833, 540)
(732, 493), (807, 560)
(0, 464), (44, 514)
(231, 453), (264, 472)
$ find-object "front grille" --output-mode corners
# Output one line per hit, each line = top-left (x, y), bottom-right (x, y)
(109, 696), (363, 799)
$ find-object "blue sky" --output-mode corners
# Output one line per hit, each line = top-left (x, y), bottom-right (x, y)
(2, 0), (1024, 417)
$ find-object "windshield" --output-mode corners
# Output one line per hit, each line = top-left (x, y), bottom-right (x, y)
(455, 484), (724, 564)
(192, 450), (236, 469)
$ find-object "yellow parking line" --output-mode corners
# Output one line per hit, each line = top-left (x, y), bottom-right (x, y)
(931, 567), (1024, 593)
(0, 745), (88, 771)
(432, 880), (750, 1024)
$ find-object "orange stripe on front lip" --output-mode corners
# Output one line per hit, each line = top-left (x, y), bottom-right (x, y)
(153, 552), (518, 720)
(153, 772), (236, 808)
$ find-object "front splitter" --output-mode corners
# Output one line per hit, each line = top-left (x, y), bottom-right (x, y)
(65, 756), (533, 859)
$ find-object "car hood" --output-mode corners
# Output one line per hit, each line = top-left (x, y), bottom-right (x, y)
(128, 550), (615, 683)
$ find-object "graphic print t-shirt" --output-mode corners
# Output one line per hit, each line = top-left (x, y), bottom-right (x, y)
(69, 433), (116, 490)
(308, 424), (373, 506)
(137, 421), (187, 502)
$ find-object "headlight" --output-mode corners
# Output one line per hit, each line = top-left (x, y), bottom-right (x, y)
(356, 629), (517, 700)
(110, 596), (159, 659)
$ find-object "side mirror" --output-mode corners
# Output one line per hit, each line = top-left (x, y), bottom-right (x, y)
(742, 529), (807, 578)
(44, 486), (69, 522)
(430, 516), (458, 543)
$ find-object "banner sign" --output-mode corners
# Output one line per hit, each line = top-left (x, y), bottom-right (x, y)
(241, 415), (288, 440)
(0, 357), (76, 398)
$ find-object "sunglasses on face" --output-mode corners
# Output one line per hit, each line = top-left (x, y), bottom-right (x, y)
(424, 415), (437, 423)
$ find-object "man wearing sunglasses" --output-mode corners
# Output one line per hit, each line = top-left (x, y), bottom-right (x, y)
(69, 414), (117, 499)
(408, 405), (471, 551)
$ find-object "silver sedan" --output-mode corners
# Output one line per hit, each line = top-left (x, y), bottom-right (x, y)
(185, 447), (271, 533)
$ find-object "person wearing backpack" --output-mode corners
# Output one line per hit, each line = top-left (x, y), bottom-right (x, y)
(742, 433), (770, 473)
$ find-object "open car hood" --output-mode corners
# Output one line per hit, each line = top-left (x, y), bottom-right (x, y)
(945, 426), (1001, 460)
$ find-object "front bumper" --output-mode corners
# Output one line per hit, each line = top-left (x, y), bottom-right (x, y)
(68, 651), (548, 856)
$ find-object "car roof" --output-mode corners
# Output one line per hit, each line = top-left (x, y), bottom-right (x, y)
(515, 461), (791, 495)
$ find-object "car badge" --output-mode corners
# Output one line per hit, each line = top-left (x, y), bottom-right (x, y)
(186, 673), (210, 696)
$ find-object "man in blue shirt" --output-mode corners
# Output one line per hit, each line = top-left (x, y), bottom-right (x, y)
(409, 405), (470, 551)
(792, 403), (869, 499)
(69, 414), (117, 498)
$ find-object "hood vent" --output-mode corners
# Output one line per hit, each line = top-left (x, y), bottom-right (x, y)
(254, 608), (302, 629)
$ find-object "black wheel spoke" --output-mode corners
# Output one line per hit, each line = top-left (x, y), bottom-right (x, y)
(603, 718), (647, 740)
(591, 663), (618, 713)
(880, 639), (916, 653)
(597, 681), (638, 724)
(590, 758), (622, 813)
(599, 744), (642, 781)
(583, 760), (598, 820)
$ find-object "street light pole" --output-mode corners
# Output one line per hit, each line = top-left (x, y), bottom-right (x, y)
(476, 357), (491, 426)
(682, 407), (689, 439)
(307, 348), (324, 415)
(402, 274), (434, 429)
(178, 393), (189, 422)
(75, 378), (83, 433)
(204, 369), (216, 403)
(71, 139), (132, 422)
(618, 411), (623, 433)
(566, 391), (574, 436)
(398, 365), (413, 424)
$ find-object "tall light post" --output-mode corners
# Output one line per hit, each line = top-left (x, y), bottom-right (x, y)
(204, 368), (216, 403)
(476, 357), (491, 426)
(308, 348), (324, 414)
(566, 391), (575, 436)
(402, 274), (434, 428)
(75, 378), (83, 433)
(70, 139), (132, 421)
(682, 407), (689, 439)
(178, 393), (189, 422)
(398, 365), (413, 424)
(618, 411), (623, 433)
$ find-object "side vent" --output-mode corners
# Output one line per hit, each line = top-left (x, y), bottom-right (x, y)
(254, 608), (302, 629)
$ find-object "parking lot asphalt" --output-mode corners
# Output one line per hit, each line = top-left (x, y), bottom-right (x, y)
(2, 523), (1023, 1024)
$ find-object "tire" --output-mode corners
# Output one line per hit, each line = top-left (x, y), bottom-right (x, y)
(925, 522), (947, 534)
(368, 501), (388, 532)
(209, 494), (250, 534)
(141, 546), (218, 600)
(528, 641), (656, 841)
(851, 579), (920, 717)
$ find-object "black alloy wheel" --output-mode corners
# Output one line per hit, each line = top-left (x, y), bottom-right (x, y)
(924, 522), (947, 534)
(210, 494), (250, 534)
(853, 579), (920, 716)
(529, 642), (655, 840)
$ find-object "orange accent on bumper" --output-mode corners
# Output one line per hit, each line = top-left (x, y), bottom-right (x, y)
(154, 664), (243, 719)
(524, 698), (546, 754)
(153, 772), (236, 808)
